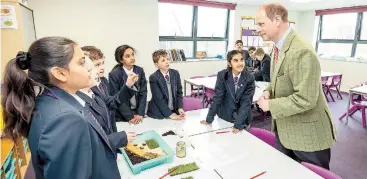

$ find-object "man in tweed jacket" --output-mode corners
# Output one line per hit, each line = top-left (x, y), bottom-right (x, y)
(256, 3), (337, 169)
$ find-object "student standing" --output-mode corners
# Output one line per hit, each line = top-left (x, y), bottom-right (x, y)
(200, 50), (255, 133)
(147, 50), (185, 120)
(77, 56), (137, 154)
(1, 37), (135, 178)
(81, 46), (109, 95)
(109, 45), (147, 124)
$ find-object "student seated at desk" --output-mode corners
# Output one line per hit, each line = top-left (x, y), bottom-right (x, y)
(246, 46), (257, 68)
(235, 40), (250, 61)
(76, 56), (137, 154)
(252, 48), (271, 82)
(1, 37), (121, 178)
(147, 50), (185, 120)
(109, 45), (148, 124)
(201, 50), (256, 133)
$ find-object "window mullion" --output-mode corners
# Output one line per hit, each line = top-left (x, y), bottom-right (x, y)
(193, 6), (198, 58)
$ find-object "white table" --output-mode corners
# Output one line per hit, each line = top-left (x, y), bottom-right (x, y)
(183, 77), (269, 106)
(343, 85), (367, 124)
(116, 109), (233, 137)
(321, 71), (342, 77)
(116, 109), (322, 179)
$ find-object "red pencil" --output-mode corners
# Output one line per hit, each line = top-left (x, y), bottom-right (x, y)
(216, 131), (230, 134)
(159, 167), (178, 179)
(250, 171), (266, 179)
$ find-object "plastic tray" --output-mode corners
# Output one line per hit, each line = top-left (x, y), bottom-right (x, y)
(121, 130), (174, 175)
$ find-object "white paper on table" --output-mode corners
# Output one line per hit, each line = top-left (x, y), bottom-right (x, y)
(215, 154), (271, 179)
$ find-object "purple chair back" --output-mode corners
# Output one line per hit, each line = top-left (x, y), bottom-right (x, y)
(248, 128), (276, 147)
(321, 76), (329, 85)
(183, 97), (203, 111)
(330, 75), (342, 87)
(301, 162), (341, 179)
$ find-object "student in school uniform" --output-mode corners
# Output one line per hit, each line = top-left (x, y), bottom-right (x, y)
(81, 46), (120, 132)
(235, 40), (250, 61)
(200, 50), (256, 133)
(109, 45), (148, 124)
(81, 46), (109, 95)
(76, 56), (137, 154)
(246, 46), (257, 68)
(1, 37), (136, 178)
(147, 50), (185, 120)
(252, 48), (271, 82)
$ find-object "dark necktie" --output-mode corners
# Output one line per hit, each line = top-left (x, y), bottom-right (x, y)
(165, 74), (170, 83)
(98, 83), (105, 95)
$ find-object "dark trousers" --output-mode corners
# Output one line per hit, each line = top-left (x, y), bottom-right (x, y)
(275, 131), (331, 170)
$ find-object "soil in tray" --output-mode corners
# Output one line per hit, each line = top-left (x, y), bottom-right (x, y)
(124, 149), (148, 165)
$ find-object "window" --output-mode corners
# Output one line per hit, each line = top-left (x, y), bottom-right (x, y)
(159, 41), (194, 57)
(158, 3), (193, 37)
(159, 3), (230, 59)
(318, 43), (353, 57)
(197, 7), (227, 37)
(197, 41), (226, 57)
(321, 13), (357, 40)
(355, 44), (367, 59)
(315, 11), (367, 59)
(360, 12), (367, 40)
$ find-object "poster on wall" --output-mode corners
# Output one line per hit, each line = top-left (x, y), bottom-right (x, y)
(1, 5), (18, 29)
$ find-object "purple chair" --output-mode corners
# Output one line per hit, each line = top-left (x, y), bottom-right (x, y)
(203, 88), (215, 107)
(325, 75), (343, 101)
(321, 76), (330, 102)
(190, 76), (205, 98)
(248, 127), (276, 148)
(183, 97), (203, 111)
(339, 83), (367, 127)
(301, 162), (341, 179)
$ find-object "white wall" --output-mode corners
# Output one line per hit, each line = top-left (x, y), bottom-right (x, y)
(320, 59), (367, 92)
(297, 11), (316, 45)
(28, 0), (160, 78)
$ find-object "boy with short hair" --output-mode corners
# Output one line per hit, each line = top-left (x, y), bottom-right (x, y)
(253, 48), (271, 82)
(81, 46), (109, 95)
(147, 50), (185, 120)
(234, 40), (249, 61)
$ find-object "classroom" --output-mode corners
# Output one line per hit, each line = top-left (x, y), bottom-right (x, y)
(1, 0), (367, 178)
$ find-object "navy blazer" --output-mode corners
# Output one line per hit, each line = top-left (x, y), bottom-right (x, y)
(253, 54), (271, 82)
(76, 91), (129, 154)
(28, 87), (120, 179)
(206, 69), (255, 130)
(147, 69), (183, 119)
(108, 65), (147, 121)
(99, 76), (110, 96)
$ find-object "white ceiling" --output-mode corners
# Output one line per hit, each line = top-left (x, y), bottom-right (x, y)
(213, 0), (367, 11)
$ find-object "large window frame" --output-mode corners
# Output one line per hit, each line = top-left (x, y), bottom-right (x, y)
(159, 3), (230, 59)
(315, 12), (367, 58)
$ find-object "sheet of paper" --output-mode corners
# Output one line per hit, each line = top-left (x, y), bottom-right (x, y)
(1, 5), (18, 29)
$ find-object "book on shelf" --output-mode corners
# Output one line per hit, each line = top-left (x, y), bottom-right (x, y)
(166, 49), (186, 62)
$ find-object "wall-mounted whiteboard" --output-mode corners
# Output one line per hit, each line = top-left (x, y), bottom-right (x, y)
(19, 4), (36, 50)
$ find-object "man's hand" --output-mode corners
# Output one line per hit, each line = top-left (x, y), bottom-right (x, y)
(257, 98), (270, 112)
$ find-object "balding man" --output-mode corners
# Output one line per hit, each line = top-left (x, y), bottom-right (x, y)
(256, 3), (337, 169)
